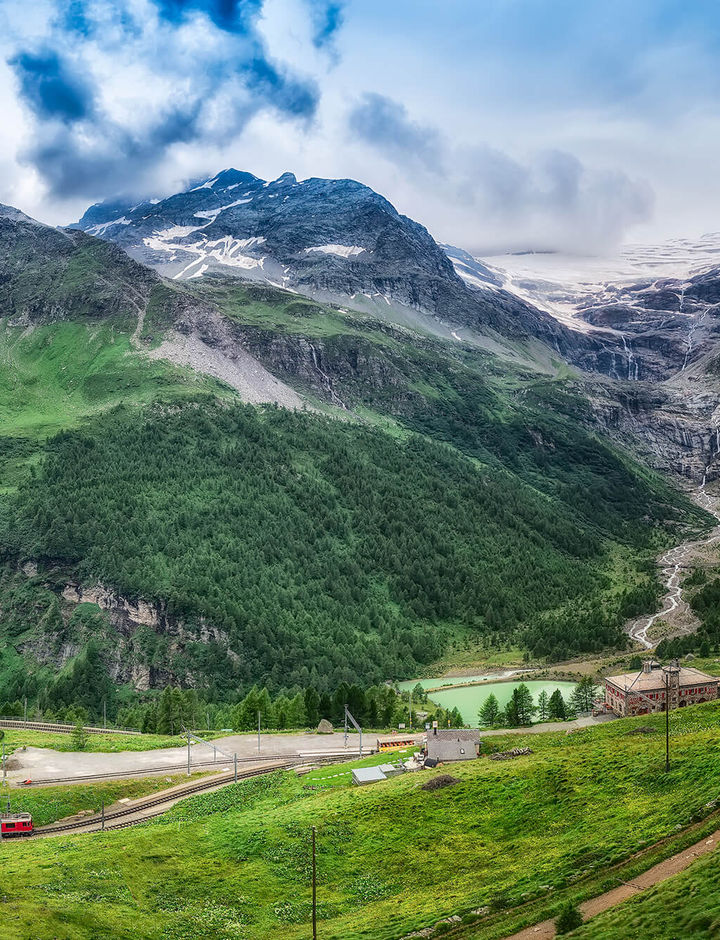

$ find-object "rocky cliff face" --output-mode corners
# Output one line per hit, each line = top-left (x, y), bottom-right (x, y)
(22, 574), (236, 690)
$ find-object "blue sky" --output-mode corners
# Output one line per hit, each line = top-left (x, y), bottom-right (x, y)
(1, 0), (720, 252)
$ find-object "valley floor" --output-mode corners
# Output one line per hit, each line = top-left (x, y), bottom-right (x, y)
(4, 703), (720, 938)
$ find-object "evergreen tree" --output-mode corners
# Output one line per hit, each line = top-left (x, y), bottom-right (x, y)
(71, 718), (87, 751)
(548, 689), (567, 720)
(572, 676), (597, 713)
(478, 693), (501, 727)
(556, 902), (583, 934)
(537, 690), (549, 722)
(303, 687), (320, 726)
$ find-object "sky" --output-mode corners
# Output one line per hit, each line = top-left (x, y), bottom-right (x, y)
(2, 0), (720, 254)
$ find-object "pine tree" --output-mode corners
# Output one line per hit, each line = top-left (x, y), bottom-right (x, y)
(548, 689), (567, 720)
(537, 690), (549, 722)
(71, 718), (87, 751)
(479, 693), (501, 727)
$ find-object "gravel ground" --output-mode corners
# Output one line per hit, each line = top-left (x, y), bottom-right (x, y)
(7, 731), (380, 782)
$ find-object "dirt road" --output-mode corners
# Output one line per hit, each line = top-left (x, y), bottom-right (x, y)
(504, 828), (720, 938)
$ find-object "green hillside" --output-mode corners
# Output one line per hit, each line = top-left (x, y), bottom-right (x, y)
(4, 702), (720, 938)
(0, 214), (711, 710)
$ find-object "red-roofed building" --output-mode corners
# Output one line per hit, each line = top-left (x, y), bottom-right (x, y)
(604, 660), (718, 717)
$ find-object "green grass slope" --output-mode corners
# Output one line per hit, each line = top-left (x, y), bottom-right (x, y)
(3, 703), (720, 938)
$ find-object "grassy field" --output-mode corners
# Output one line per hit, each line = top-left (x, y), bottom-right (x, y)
(0, 321), (219, 439)
(3, 703), (720, 937)
(0, 772), (209, 827)
(1, 728), (186, 754)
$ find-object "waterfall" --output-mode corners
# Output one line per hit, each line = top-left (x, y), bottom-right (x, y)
(620, 334), (638, 381)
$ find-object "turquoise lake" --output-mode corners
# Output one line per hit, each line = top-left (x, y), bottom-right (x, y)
(398, 677), (581, 725)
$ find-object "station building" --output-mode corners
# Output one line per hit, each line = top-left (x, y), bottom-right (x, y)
(604, 660), (719, 717)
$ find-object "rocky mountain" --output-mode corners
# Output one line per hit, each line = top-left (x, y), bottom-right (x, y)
(465, 240), (720, 481)
(74, 169), (581, 349)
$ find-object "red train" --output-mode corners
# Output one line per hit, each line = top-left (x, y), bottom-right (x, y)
(1, 813), (33, 837)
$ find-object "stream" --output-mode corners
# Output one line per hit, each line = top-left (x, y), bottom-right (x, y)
(628, 477), (720, 649)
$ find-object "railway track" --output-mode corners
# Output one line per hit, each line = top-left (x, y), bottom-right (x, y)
(0, 719), (140, 736)
(33, 762), (293, 837)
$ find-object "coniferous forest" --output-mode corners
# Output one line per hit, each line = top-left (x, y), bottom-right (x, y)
(0, 393), (701, 707)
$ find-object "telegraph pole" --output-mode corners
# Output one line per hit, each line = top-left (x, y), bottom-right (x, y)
(665, 670), (670, 773)
(257, 710), (261, 754)
(311, 826), (317, 940)
(101, 798), (105, 831)
(234, 753), (238, 783)
(187, 734), (191, 776)
(103, 700), (107, 730)
(344, 704), (348, 747)
(23, 697), (27, 728)
(408, 690), (412, 729)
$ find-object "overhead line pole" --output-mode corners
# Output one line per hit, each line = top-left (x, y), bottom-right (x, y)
(665, 670), (670, 773)
(311, 826), (317, 940)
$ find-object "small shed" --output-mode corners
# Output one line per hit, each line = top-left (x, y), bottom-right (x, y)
(352, 766), (387, 786)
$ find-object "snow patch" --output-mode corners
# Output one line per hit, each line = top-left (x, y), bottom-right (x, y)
(193, 198), (252, 220)
(88, 217), (131, 236)
(305, 244), (367, 258)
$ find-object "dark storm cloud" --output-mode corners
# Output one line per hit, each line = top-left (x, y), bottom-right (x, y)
(23, 104), (205, 198)
(348, 92), (443, 172)
(10, 49), (95, 124)
(7, 0), (324, 201)
(242, 57), (319, 118)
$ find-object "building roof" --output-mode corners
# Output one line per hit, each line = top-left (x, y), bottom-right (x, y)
(352, 767), (387, 784)
(606, 665), (718, 693)
(429, 729), (482, 743)
(426, 739), (476, 761)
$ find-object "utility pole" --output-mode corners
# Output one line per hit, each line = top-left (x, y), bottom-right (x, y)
(257, 710), (261, 754)
(187, 734), (191, 776)
(408, 690), (412, 730)
(344, 705), (363, 757)
(2, 740), (5, 785)
(101, 798), (105, 831)
(103, 700), (107, 730)
(665, 670), (670, 773)
(23, 697), (27, 728)
(311, 826), (317, 940)
(234, 753), (238, 783)
(344, 704), (348, 747)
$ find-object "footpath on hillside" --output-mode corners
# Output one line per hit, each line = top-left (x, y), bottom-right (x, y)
(504, 827), (720, 939)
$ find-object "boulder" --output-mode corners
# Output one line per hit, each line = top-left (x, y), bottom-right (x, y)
(317, 719), (334, 734)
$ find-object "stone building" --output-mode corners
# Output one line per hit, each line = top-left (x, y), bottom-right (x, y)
(425, 728), (481, 765)
(604, 660), (719, 717)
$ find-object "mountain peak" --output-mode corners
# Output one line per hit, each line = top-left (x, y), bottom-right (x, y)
(73, 169), (571, 343)
(0, 203), (41, 226)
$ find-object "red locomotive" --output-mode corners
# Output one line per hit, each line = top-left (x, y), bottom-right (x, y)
(0, 813), (33, 837)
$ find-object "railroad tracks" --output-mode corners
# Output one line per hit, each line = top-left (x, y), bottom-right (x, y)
(0, 718), (140, 736)
(33, 762), (293, 837)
